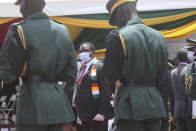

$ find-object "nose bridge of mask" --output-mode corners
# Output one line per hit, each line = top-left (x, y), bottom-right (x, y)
(80, 52), (90, 57)
(79, 52), (91, 63)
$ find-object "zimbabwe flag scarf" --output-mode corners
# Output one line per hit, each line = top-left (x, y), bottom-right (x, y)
(91, 58), (100, 99)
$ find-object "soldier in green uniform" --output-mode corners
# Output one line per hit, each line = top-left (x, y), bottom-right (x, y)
(184, 38), (196, 131)
(103, 0), (168, 131)
(0, 0), (77, 131)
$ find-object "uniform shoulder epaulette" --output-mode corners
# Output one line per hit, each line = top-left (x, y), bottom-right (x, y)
(118, 26), (126, 31)
(52, 20), (64, 25)
(111, 29), (119, 33)
(11, 20), (25, 26)
(8, 21), (25, 30)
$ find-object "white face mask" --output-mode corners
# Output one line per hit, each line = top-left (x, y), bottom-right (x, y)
(187, 51), (196, 62)
(79, 52), (91, 63)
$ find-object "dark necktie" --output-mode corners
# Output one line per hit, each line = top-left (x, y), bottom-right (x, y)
(79, 65), (87, 87)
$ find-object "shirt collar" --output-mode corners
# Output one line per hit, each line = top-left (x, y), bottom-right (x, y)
(180, 62), (188, 65)
(126, 18), (144, 26)
(85, 58), (95, 68)
(25, 12), (49, 21)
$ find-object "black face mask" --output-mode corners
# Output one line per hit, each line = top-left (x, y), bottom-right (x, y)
(20, 1), (27, 18)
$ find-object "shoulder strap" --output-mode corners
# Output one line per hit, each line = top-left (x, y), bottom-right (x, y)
(118, 34), (127, 77)
(17, 25), (27, 77)
(185, 63), (193, 77)
(185, 63), (194, 95)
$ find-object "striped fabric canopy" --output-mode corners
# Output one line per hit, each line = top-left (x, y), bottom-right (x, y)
(0, 0), (196, 57)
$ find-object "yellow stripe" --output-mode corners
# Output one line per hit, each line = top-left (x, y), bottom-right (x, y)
(17, 26), (27, 50)
(92, 69), (96, 72)
(17, 26), (27, 76)
(95, 49), (106, 53)
(65, 24), (84, 42)
(160, 20), (196, 40)
(51, 16), (115, 29)
(119, 34), (127, 58)
(0, 18), (17, 24)
(20, 62), (27, 77)
(111, 0), (136, 13)
(144, 10), (196, 26)
(119, 34), (127, 76)
(160, 20), (195, 33)
(51, 10), (196, 28)
(168, 62), (174, 68)
(92, 86), (99, 91)
(0, 10), (196, 28)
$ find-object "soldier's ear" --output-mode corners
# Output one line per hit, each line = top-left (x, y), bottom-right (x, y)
(115, 8), (122, 18)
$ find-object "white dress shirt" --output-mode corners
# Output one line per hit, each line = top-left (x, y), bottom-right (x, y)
(82, 58), (95, 76)
(180, 62), (188, 65)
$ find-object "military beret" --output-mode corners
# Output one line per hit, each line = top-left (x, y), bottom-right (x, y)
(106, 0), (137, 26)
(15, 0), (45, 5)
(184, 38), (196, 49)
(15, 0), (23, 5)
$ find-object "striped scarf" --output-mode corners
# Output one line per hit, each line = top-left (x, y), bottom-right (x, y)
(91, 59), (100, 99)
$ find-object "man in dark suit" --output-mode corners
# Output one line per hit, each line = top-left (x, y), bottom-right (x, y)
(73, 42), (111, 131)
(170, 48), (189, 131)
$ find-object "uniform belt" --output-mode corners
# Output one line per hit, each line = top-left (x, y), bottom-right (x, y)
(23, 75), (57, 84)
(120, 79), (155, 87)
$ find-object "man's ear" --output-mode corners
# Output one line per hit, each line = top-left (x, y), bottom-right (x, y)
(42, 1), (45, 8)
(89, 51), (95, 58)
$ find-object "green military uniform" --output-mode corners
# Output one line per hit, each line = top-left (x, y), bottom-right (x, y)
(103, 1), (167, 130)
(103, 18), (167, 131)
(0, 12), (77, 130)
(185, 59), (196, 131)
(116, 18), (167, 121)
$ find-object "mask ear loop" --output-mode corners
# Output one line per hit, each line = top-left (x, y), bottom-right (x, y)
(89, 51), (95, 59)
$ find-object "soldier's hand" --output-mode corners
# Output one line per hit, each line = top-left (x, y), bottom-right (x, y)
(93, 114), (105, 122)
(77, 117), (82, 125)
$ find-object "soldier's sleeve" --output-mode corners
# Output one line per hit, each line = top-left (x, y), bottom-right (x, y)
(60, 38), (78, 83)
(0, 25), (26, 84)
(96, 62), (111, 115)
(156, 34), (168, 87)
(103, 29), (125, 83)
